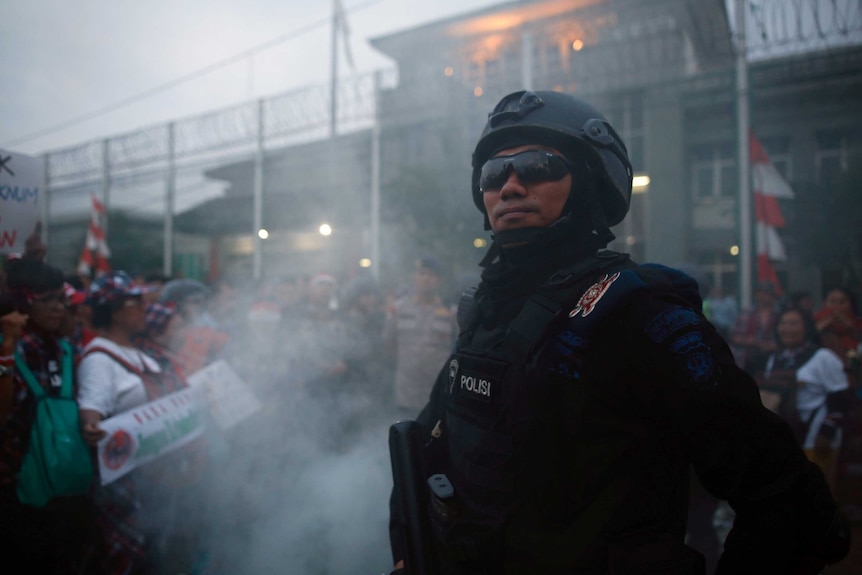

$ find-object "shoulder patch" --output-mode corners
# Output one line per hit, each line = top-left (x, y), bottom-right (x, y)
(645, 307), (701, 343)
(569, 272), (621, 318)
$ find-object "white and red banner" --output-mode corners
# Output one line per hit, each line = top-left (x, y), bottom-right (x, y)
(77, 195), (111, 276)
(96, 386), (205, 485)
(751, 132), (794, 295)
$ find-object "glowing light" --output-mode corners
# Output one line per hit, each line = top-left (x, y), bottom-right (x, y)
(359, 258), (372, 268)
(632, 175), (650, 190)
(473, 238), (487, 248)
(257, 228), (269, 239)
(625, 235), (636, 246)
(474, 86), (483, 97)
(572, 39), (584, 51)
(319, 223), (332, 236)
(444, 66), (454, 77)
(730, 245), (740, 256)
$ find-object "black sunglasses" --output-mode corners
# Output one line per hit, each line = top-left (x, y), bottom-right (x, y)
(479, 150), (573, 192)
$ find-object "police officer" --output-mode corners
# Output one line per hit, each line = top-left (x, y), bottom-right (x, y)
(389, 90), (850, 574)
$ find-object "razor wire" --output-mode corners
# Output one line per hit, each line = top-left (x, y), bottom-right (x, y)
(45, 68), (386, 188)
(746, 0), (862, 58)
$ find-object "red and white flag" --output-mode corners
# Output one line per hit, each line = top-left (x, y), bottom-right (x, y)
(77, 196), (111, 276)
(751, 132), (793, 295)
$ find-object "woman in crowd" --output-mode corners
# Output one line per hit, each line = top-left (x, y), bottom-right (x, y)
(729, 280), (780, 372)
(77, 272), (191, 575)
(136, 301), (211, 574)
(815, 286), (862, 362)
(813, 287), (862, 520)
(754, 306), (852, 490)
(0, 257), (99, 574)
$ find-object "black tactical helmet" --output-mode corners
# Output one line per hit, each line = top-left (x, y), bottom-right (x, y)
(471, 90), (633, 228)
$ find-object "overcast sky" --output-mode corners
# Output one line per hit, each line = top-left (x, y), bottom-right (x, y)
(0, 0), (502, 156)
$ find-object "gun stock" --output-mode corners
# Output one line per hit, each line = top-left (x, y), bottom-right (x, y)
(389, 420), (439, 575)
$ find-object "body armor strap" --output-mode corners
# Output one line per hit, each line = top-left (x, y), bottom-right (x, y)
(503, 251), (633, 366)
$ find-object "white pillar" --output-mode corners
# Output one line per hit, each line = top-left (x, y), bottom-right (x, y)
(735, 0), (752, 309)
(370, 71), (382, 281)
(163, 123), (176, 277)
(253, 99), (265, 280)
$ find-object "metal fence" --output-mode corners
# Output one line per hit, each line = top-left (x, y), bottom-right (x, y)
(40, 0), (862, 278)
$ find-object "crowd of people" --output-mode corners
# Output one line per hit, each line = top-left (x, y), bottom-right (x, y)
(0, 224), (459, 574)
(2, 228), (861, 573)
(685, 279), (862, 569)
(728, 282), (862, 513)
(3, 183), (861, 575)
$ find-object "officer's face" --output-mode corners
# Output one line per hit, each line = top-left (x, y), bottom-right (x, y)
(482, 145), (572, 236)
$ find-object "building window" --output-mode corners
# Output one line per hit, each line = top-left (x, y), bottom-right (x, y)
(816, 130), (853, 191)
(696, 250), (738, 297)
(691, 143), (735, 203)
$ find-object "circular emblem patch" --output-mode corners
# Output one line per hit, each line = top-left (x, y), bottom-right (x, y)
(102, 429), (134, 471)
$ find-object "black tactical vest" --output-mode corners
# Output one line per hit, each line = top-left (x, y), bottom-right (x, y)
(434, 252), (656, 567)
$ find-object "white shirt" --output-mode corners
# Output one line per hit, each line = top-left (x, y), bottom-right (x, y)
(77, 336), (161, 418)
(796, 347), (849, 449)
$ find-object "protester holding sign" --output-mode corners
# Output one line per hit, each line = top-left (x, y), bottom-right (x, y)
(77, 272), (202, 575)
(136, 301), (211, 574)
(0, 256), (99, 574)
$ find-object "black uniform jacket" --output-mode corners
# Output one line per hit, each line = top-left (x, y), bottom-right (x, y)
(390, 244), (845, 574)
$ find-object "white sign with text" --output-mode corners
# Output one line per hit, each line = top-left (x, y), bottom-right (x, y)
(96, 386), (205, 485)
(0, 149), (42, 254)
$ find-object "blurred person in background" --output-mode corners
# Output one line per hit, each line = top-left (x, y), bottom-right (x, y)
(206, 275), (242, 332)
(273, 273), (307, 327)
(384, 255), (455, 420)
(293, 273), (353, 451)
(1, 257), (100, 574)
(751, 306), (854, 497)
(60, 280), (95, 351)
(339, 275), (390, 422)
(814, 287), (862, 525)
(240, 275), (293, 411)
(814, 286), (862, 362)
(703, 285), (738, 340)
(751, 307), (822, 434)
(295, 272), (348, 388)
(790, 290), (816, 317)
(729, 280), (780, 373)
(135, 301), (211, 574)
(159, 278), (229, 376)
(77, 272), (190, 575)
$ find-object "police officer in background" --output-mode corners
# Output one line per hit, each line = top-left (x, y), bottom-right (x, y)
(389, 90), (850, 574)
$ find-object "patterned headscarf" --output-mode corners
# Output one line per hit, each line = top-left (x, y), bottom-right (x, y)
(85, 271), (156, 307)
(145, 302), (178, 337)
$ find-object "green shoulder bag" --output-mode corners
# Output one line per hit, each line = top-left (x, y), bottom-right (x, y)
(14, 340), (94, 506)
